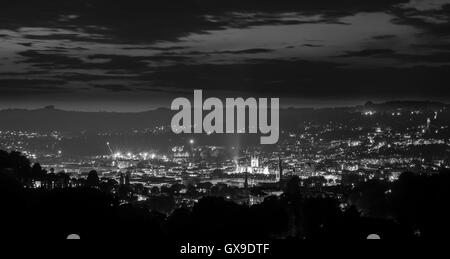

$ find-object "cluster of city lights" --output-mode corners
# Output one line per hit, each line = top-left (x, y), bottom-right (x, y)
(112, 152), (158, 160)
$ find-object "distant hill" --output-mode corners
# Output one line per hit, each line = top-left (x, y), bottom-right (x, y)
(0, 107), (173, 132)
(0, 101), (447, 132)
(363, 101), (447, 112)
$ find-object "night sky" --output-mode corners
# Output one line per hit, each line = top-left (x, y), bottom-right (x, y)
(1, 0), (450, 111)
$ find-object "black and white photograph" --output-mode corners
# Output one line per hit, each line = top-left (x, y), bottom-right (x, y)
(1, 0), (450, 252)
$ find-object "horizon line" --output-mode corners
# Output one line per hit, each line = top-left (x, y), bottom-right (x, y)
(0, 100), (448, 113)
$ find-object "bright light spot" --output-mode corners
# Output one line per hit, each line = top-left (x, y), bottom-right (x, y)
(67, 234), (81, 240)
(367, 234), (381, 240)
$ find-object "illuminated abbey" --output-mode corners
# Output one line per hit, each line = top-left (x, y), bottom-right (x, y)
(235, 156), (270, 175)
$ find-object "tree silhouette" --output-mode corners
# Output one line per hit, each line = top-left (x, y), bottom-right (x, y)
(31, 163), (46, 180)
(285, 176), (301, 197)
(56, 172), (71, 188)
(87, 170), (100, 188)
(390, 170), (450, 238)
(0, 151), (31, 180)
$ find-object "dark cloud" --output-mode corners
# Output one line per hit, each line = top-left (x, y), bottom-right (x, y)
(86, 54), (192, 72)
(0, 71), (46, 76)
(121, 46), (189, 51)
(337, 49), (396, 58)
(207, 13), (352, 29)
(391, 52), (450, 63)
(134, 86), (191, 95)
(1, 0), (410, 44)
(23, 33), (109, 43)
(86, 55), (151, 71)
(216, 48), (274, 54)
(1, 0), (450, 109)
(3, 0), (411, 13)
(372, 34), (397, 40)
(303, 44), (324, 48)
(128, 59), (450, 99)
(336, 48), (450, 64)
(4, 58), (450, 100)
(0, 79), (66, 95)
(17, 51), (191, 72)
(391, 3), (450, 36)
(18, 50), (85, 69)
(18, 43), (33, 47)
(88, 54), (191, 63)
(165, 48), (275, 56)
(0, 79), (63, 86)
(91, 84), (131, 92)
(410, 43), (450, 51)
(58, 73), (131, 83)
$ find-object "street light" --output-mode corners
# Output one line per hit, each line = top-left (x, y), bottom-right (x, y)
(189, 139), (195, 164)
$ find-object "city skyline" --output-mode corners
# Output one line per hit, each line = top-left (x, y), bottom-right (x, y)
(2, 0), (450, 244)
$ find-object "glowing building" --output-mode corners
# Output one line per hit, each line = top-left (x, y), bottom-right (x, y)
(235, 156), (270, 175)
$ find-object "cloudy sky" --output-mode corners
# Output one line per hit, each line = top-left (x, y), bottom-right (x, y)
(1, 0), (450, 111)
